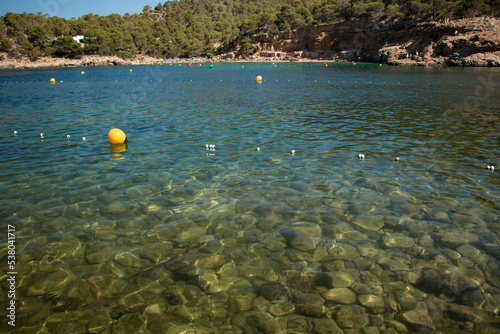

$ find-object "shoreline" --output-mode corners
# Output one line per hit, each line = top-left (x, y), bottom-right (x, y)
(1, 52), (499, 70)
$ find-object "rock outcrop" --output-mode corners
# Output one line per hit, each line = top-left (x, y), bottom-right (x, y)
(244, 16), (500, 66)
(0, 55), (162, 70)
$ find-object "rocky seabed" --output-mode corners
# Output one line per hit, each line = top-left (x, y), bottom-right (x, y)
(4, 175), (500, 334)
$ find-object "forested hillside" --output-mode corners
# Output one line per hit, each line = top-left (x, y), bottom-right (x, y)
(0, 0), (498, 61)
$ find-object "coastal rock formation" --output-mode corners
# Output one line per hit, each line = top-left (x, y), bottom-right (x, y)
(244, 16), (500, 66)
(0, 55), (162, 70)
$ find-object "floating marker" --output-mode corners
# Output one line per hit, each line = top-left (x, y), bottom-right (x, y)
(291, 150), (295, 155)
(81, 71), (85, 75)
(66, 135), (70, 139)
(13, 131), (17, 135)
(209, 64), (214, 69)
(358, 154), (365, 160)
(40, 133), (44, 138)
(82, 137), (86, 141)
(49, 78), (55, 83)
(255, 75), (262, 82)
(257, 147), (260, 151)
(129, 69), (132, 72)
(395, 157), (400, 162)
(108, 128), (126, 144)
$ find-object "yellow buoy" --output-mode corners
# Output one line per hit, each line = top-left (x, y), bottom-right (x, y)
(49, 78), (56, 83)
(255, 75), (262, 82)
(108, 128), (127, 144)
(129, 69), (132, 72)
(81, 71), (85, 75)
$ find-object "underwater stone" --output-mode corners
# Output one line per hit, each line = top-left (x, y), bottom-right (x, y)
(382, 235), (416, 249)
(269, 301), (296, 316)
(115, 251), (146, 268)
(173, 304), (211, 321)
(357, 245), (380, 258)
(456, 244), (481, 259)
(358, 294), (386, 313)
(20, 301), (52, 326)
(295, 304), (326, 317)
(245, 312), (279, 334)
(295, 292), (325, 307)
(322, 288), (356, 304)
(195, 269), (220, 293)
(143, 303), (166, 319)
(217, 262), (240, 285)
(281, 225), (322, 252)
(85, 246), (129, 264)
(386, 320), (408, 332)
(87, 314), (112, 333)
(196, 254), (229, 269)
(138, 241), (173, 262)
(119, 292), (146, 313)
(352, 215), (385, 231)
(286, 314), (313, 331)
(312, 318), (344, 334)
(325, 271), (357, 288)
(401, 302), (435, 331)
(377, 256), (410, 271)
(351, 282), (372, 294)
(229, 296), (254, 313)
(417, 234), (435, 248)
(335, 304), (370, 329)
(27, 270), (74, 296)
(328, 243), (360, 260)
(260, 283), (290, 302)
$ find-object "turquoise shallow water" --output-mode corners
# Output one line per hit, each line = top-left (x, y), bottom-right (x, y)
(1, 63), (500, 333)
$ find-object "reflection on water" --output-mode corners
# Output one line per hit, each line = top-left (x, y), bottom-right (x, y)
(109, 143), (127, 162)
(0, 63), (499, 333)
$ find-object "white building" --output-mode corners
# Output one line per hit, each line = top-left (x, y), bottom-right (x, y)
(72, 35), (85, 44)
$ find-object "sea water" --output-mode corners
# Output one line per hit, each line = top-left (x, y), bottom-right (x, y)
(0, 63), (499, 333)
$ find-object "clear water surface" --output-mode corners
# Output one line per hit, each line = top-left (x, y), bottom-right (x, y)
(0, 63), (499, 333)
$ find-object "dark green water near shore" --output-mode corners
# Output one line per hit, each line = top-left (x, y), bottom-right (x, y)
(0, 63), (499, 333)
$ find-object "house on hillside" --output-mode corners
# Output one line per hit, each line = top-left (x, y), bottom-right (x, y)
(72, 35), (85, 46)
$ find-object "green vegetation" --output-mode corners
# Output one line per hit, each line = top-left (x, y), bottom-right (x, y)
(0, 0), (498, 60)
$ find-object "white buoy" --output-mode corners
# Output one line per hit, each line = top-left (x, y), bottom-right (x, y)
(358, 154), (365, 159)
(291, 150), (296, 155)
(40, 133), (44, 138)
(13, 130), (17, 135)
(257, 147), (260, 151)
(395, 157), (400, 162)
(206, 144), (209, 149)
(82, 137), (86, 141)
(66, 135), (70, 139)
(487, 166), (491, 170)
(492, 166), (495, 171)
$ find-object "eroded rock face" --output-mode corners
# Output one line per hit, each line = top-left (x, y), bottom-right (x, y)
(244, 16), (500, 66)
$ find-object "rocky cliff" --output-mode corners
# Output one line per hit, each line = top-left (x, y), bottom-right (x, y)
(244, 17), (500, 66)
